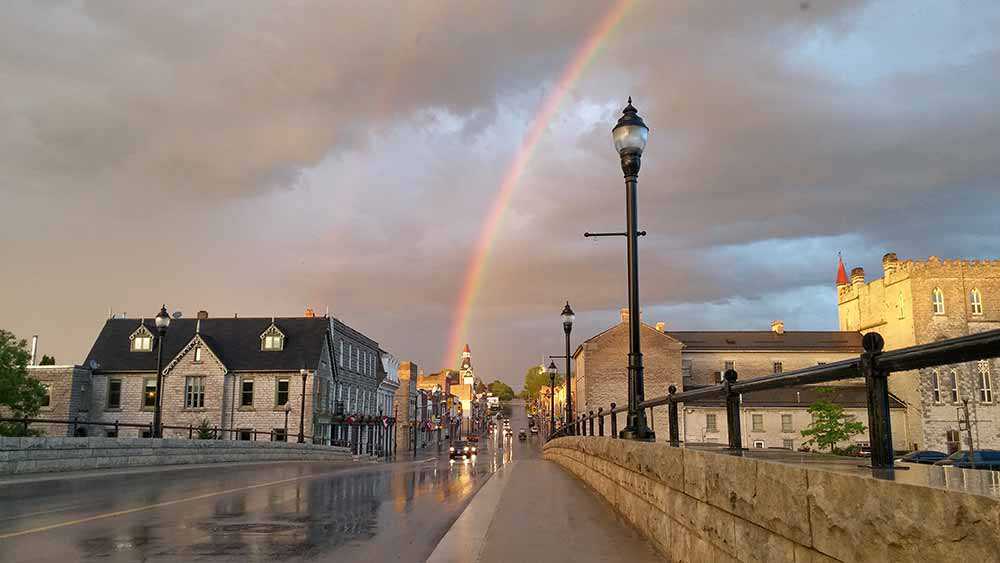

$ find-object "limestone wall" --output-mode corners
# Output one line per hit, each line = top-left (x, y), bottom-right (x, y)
(544, 437), (1000, 562)
(0, 437), (354, 476)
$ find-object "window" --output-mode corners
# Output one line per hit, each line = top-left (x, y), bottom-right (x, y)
(932, 288), (945, 315)
(185, 377), (206, 408)
(978, 361), (993, 403)
(681, 360), (692, 380)
(724, 360), (735, 373)
(40, 384), (51, 408)
(105, 429), (118, 438)
(783, 438), (794, 450)
(751, 414), (764, 432)
(143, 378), (157, 408)
(931, 370), (941, 403)
(238, 429), (252, 441)
(950, 370), (959, 403)
(354, 348), (359, 371)
(241, 379), (254, 407)
(773, 361), (783, 374)
(753, 440), (765, 449)
(141, 429), (152, 438)
(705, 413), (717, 433)
(781, 414), (793, 433)
(273, 428), (287, 442)
(898, 292), (905, 319)
(971, 289), (983, 315)
(107, 379), (123, 409)
(260, 325), (284, 351)
(193, 346), (203, 363)
(130, 326), (153, 352)
(276, 378), (290, 406)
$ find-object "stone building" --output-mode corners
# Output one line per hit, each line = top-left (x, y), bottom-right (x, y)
(23, 364), (92, 436)
(838, 253), (1000, 451)
(329, 316), (385, 443)
(572, 309), (904, 449)
(80, 312), (336, 442)
(395, 361), (419, 452)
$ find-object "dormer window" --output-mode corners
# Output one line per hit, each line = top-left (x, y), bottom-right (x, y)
(129, 325), (154, 352)
(260, 324), (285, 351)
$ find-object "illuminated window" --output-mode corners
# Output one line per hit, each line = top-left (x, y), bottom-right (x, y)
(932, 288), (945, 315)
(130, 326), (154, 352)
(143, 378), (156, 408)
(260, 324), (285, 351)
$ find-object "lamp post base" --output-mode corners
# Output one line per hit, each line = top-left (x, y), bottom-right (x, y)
(619, 427), (655, 441)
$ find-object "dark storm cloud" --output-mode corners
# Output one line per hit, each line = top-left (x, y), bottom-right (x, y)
(2, 1), (999, 385)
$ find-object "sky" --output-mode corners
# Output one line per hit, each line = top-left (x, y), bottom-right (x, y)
(3, 1), (1000, 388)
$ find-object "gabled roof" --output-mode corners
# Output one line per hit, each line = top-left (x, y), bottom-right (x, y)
(666, 331), (863, 352)
(84, 317), (330, 372)
(574, 322), (682, 358)
(683, 384), (905, 409)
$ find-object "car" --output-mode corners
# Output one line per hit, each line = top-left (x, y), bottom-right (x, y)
(518, 429), (527, 441)
(449, 441), (477, 458)
(530, 426), (539, 434)
(467, 434), (479, 443)
(933, 449), (1000, 470)
(896, 450), (948, 465)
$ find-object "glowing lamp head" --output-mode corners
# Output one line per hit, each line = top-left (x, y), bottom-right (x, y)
(561, 301), (575, 326)
(547, 361), (558, 378)
(612, 97), (648, 156)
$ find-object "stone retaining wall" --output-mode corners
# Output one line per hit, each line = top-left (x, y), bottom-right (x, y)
(544, 437), (1000, 563)
(0, 437), (355, 475)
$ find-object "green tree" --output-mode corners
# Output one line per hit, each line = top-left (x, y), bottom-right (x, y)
(39, 355), (56, 366)
(488, 380), (515, 401)
(521, 365), (563, 403)
(800, 388), (866, 453)
(195, 418), (216, 439)
(0, 330), (48, 437)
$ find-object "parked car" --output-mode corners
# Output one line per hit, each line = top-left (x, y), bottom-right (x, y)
(518, 429), (527, 441)
(934, 449), (1000, 470)
(896, 450), (948, 465)
(449, 441), (477, 458)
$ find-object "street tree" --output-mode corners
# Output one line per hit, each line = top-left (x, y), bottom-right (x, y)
(488, 380), (515, 401)
(0, 330), (48, 436)
(800, 388), (866, 453)
(39, 355), (56, 365)
(521, 365), (563, 403)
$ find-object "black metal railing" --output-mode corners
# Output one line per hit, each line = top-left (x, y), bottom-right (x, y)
(0, 416), (327, 444)
(549, 328), (1000, 474)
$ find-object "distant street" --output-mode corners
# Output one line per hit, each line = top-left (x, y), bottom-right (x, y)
(0, 403), (544, 562)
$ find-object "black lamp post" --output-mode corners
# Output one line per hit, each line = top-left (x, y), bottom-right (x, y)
(152, 305), (171, 438)
(283, 402), (291, 442)
(298, 369), (308, 443)
(561, 301), (575, 434)
(613, 98), (654, 441)
(547, 361), (557, 437)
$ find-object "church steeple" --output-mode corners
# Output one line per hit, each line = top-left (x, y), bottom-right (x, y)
(836, 254), (849, 286)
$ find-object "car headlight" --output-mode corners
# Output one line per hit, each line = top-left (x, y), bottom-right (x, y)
(449, 447), (454, 452)
(464, 446), (469, 451)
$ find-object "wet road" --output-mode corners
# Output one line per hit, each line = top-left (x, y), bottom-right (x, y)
(0, 403), (543, 562)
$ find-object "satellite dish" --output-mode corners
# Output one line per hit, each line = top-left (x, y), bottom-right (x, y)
(172, 311), (183, 319)
(88, 359), (98, 370)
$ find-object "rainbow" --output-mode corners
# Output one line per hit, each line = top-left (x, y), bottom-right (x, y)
(442, 0), (635, 368)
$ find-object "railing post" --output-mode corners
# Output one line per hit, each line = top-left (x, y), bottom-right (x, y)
(861, 333), (893, 472)
(22, 417), (29, 435)
(610, 403), (618, 437)
(71, 416), (78, 437)
(589, 411), (595, 436)
(598, 407), (605, 436)
(668, 385), (680, 447)
(724, 369), (742, 454)
(114, 420), (119, 437)
(149, 422), (155, 438)
(189, 424), (193, 439)
(648, 406), (655, 436)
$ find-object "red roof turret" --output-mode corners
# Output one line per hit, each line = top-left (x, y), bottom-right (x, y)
(836, 254), (849, 286)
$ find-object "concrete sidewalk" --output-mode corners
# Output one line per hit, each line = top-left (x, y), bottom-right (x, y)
(428, 457), (663, 563)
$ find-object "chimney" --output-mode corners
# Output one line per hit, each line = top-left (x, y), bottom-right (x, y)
(304, 307), (315, 318)
(655, 322), (666, 332)
(850, 267), (865, 287)
(30, 335), (38, 366)
(882, 252), (898, 276)
(771, 320), (785, 334)
(197, 310), (209, 320)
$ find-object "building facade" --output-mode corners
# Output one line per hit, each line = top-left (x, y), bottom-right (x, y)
(838, 253), (1000, 451)
(395, 361), (419, 452)
(329, 316), (384, 444)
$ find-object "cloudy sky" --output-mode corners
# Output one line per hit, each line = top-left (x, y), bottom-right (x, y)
(3, 1), (999, 387)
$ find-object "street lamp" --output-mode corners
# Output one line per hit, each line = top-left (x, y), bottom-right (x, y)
(547, 361), (557, 437)
(298, 369), (308, 443)
(152, 305), (170, 438)
(561, 301), (575, 434)
(283, 402), (291, 442)
(613, 98), (654, 441)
